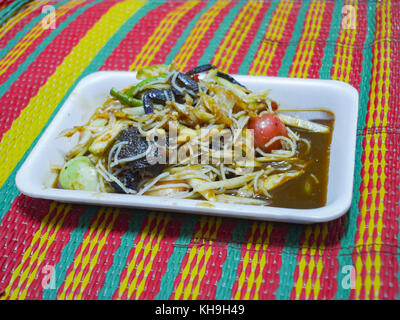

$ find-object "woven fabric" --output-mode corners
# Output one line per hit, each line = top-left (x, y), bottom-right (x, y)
(0, 0), (398, 300)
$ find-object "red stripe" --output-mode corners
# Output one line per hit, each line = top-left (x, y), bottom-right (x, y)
(100, 1), (181, 71)
(256, 2), (302, 76)
(54, 210), (128, 299)
(0, 1), (88, 88)
(379, 3), (400, 299)
(148, 1), (206, 66)
(169, 220), (234, 300)
(312, 2), (371, 300)
(0, 196), (84, 299)
(287, 2), (340, 300)
(349, 3), (395, 300)
(0, 0), (115, 141)
(100, 1), (206, 72)
(180, 1), (236, 73)
(230, 224), (288, 299)
(211, 1), (272, 74)
(0, 1), (46, 51)
(112, 215), (184, 300)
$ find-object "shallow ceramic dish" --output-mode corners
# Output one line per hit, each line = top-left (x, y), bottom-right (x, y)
(15, 72), (359, 223)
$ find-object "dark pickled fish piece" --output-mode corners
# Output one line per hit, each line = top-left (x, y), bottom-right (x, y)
(185, 64), (246, 89)
(216, 71), (247, 89)
(109, 127), (167, 193)
(142, 89), (174, 114)
(170, 86), (185, 103)
(147, 88), (174, 104)
(176, 72), (199, 93)
(142, 93), (154, 114)
(115, 126), (152, 170)
(185, 64), (217, 76)
(110, 170), (139, 193)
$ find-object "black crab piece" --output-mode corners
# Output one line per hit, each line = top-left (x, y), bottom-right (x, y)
(142, 89), (174, 114)
(110, 170), (139, 193)
(185, 64), (247, 89)
(176, 72), (199, 94)
(185, 64), (216, 76)
(216, 71), (247, 89)
(109, 127), (166, 193)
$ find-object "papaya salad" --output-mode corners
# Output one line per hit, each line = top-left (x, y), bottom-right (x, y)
(56, 63), (334, 208)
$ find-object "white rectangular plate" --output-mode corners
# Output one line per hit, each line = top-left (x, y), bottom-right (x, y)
(16, 72), (359, 223)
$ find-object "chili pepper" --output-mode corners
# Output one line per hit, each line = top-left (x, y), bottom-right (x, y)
(110, 88), (143, 107)
(125, 74), (167, 97)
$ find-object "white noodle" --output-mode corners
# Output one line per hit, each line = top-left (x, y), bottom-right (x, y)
(137, 172), (170, 195)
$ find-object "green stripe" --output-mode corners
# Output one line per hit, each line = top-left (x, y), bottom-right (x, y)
(0, 0), (160, 298)
(153, 1), (248, 300)
(398, 133), (400, 299)
(277, 0), (311, 77)
(155, 215), (197, 300)
(217, 0), (310, 300)
(215, 0), (280, 299)
(98, 211), (148, 300)
(0, 0), (102, 221)
(237, 0), (280, 74)
(164, 0), (215, 67)
(215, 220), (250, 299)
(319, 0), (344, 79)
(274, 228), (303, 300)
(0, 0), (71, 61)
(197, 0), (246, 67)
(38, 0), (162, 298)
(42, 206), (98, 300)
(273, 0), (315, 300)
(334, 2), (377, 300)
(0, 0), (30, 26)
(0, 0), (103, 101)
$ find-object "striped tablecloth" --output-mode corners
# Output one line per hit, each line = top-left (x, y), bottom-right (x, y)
(0, 0), (398, 300)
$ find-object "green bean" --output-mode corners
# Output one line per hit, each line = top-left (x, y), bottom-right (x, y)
(110, 88), (143, 107)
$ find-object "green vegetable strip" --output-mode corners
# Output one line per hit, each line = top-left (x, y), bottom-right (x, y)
(125, 74), (167, 97)
(110, 88), (143, 107)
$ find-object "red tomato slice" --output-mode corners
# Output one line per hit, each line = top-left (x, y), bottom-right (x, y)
(248, 114), (287, 152)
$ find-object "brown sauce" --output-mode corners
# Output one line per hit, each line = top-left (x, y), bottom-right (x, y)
(269, 110), (334, 209)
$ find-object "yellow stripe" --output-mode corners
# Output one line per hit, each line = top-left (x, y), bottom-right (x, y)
(356, 1), (390, 299)
(233, 222), (273, 300)
(249, 0), (293, 76)
(1, 202), (71, 300)
(185, 218), (220, 299)
(174, 0), (230, 71)
(173, 217), (221, 299)
(128, 215), (171, 299)
(117, 213), (160, 298)
(57, 208), (118, 300)
(0, 0), (85, 78)
(58, 207), (106, 299)
(0, 0), (146, 189)
(290, 0), (325, 78)
(298, 2), (359, 300)
(212, 0), (263, 72)
(129, 0), (199, 71)
(75, 209), (119, 299)
(299, 1), (325, 78)
(234, 223), (257, 299)
(332, 1), (358, 82)
(0, 0), (49, 39)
